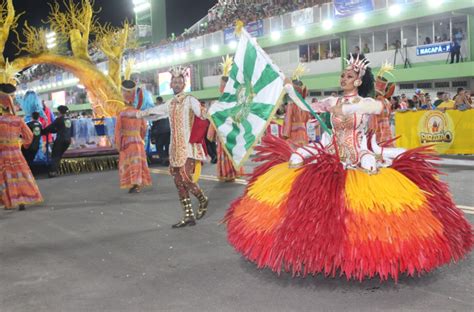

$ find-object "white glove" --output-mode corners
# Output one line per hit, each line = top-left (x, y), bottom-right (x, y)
(360, 152), (377, 173)
(288, 144), (318, 168)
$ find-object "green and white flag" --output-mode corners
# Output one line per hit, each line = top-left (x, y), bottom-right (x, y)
(209, 29), (284, 169)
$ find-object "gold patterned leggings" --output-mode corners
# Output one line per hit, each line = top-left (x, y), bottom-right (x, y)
(170, 158), (203, 199)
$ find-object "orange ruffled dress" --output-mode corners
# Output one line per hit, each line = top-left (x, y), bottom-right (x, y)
(115, 107), (152, 189)
(0, 115), (43, 208)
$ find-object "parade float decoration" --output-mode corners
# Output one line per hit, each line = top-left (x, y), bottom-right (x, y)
(0, 0), (138, 173)
(1, 0), (135, 117)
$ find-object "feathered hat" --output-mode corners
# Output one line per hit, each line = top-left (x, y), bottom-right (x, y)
(121, 58), (137, 91)
(291, 63), (308, 98)
(0, 61), (20, 113)
(375, 61), (395, 98)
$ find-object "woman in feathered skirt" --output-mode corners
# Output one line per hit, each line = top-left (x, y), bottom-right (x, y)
(224, 54), (473, 282)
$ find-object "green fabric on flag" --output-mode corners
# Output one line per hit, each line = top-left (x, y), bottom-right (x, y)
(208, 29), (285, 168)
(253, 64), (280, 94)
(243, 43), (257, 82)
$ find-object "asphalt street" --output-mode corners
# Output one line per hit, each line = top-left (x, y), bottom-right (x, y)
(0, 162), (473, 312)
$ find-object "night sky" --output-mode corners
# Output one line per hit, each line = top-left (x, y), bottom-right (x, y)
(4, 0), (217, 59)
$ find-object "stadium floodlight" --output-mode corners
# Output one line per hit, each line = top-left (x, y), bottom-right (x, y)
(228, 40), (237, 49)
(271, 31), (281, 41)
(133, 2), (151, 13)
(322, 19), (333, 30)
(429, 0), (443, 8)
(296, 26), (306, 36)
(389, 4), (402, 17)
(211, 44), (220, 53)
(194, 48), (203, 56)
(132, 0), (149, 5)
(353, 12), (366, 23)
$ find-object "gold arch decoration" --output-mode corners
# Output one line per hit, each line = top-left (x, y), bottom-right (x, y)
(0, 0), (135, 117)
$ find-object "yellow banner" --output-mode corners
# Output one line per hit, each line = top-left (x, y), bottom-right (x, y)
(395, 110), (474, 154)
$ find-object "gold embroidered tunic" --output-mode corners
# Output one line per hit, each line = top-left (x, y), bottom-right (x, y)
(137, 93), (206, 167)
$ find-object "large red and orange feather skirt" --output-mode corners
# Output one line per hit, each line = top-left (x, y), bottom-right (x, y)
(224, 135), (473, 281)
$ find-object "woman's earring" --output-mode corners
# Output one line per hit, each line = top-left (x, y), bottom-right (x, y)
(354, 80), (362, 87)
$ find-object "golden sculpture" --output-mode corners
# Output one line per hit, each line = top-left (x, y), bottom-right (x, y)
(0, 0), (135, 117)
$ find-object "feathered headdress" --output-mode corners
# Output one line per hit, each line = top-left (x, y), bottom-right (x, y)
(375, 61), (395, 98)
(124, 58), (135, 81)
(290, 63), (308, 98)
(345, 54), (370, 78)
(221, 55), (233, 77)
(0, 60), (20, 114)
(122, 58), (137, 91)
(169, 65), (189, 79)
(0, 60), (20, 94)
(291, 63), (306, 81)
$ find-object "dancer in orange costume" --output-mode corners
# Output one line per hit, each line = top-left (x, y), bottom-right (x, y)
(115, 79), (152, 193)
(282, 66), (311, 147)
(224, 54), (473, 281)
(0, 83), (43, 210)
(369, 66), (396, 146)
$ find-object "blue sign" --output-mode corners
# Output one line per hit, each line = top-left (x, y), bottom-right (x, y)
(224, 20), (264, 44)
(416, 42), (451, 56)
(334, 0), (373, 18)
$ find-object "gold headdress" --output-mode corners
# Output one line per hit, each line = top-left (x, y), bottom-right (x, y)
(290, 63), (308, 98)
(375, 61), (395, 98)
(0, 60), (20, 94)
(121, 58), (137, 91)
(376, 61), (394, 79)
(169, 65), (189, 79)
(0, 61), (20, 114)
(345, 54), (370, 78)
(220, 55), (233, 77)
(123, 58), (135, 81)
(291, 63), (306, 81)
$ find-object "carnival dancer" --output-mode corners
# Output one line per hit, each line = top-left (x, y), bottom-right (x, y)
(207, 56), (244, 182)
(0, 83), (43, 211)
(115, 79), (152, 193)
(42, 105), (72, 177)
(369, 63), (396, 147)
(120, 62), (155, 112)
(132, 66), (209, 228)
(224, 54), (473, 281)
(282, 65), (311, 148)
